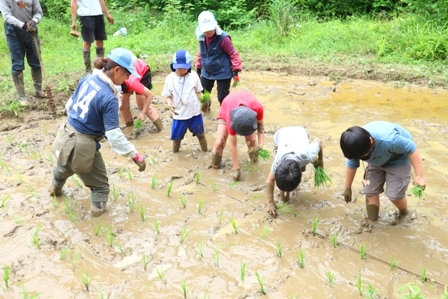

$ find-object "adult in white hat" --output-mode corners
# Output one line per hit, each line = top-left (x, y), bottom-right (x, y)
(195, 11), (242, 110)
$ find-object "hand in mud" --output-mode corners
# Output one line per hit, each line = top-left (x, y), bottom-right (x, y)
(267, 201), (278, 217)
(132, 153), (146, 172)
(343, 187), (352, 203)
(232, 169), (241, 181)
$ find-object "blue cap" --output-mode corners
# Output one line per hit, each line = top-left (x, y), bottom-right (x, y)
(108, 48), (140, 78)
(172, 50), (192, 69)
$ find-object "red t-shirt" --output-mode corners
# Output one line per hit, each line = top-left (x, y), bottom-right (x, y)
(218, 90), (264, 136)
(122, 59), (149, 95)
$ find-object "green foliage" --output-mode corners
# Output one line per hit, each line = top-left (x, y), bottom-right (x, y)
(40, 0), (71, 21)
(399, 283), (425, 299)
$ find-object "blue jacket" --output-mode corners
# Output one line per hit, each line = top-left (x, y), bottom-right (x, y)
(199, 31), (233, 80)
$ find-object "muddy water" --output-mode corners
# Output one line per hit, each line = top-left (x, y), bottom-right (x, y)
(1, 71), (448, 299)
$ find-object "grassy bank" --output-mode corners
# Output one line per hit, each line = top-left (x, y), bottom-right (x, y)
(1, 9), (447, 107)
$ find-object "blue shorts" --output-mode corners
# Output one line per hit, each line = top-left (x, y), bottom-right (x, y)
(80, 15), (107, 43)
(171, 114), (205, 141)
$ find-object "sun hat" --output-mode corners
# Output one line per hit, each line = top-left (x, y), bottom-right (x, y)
(198, 11), (217, 32)
(275, 159), (302, 192)
(172, 50), (192, 70)
(108, 48), (140, 78)
(230, 106), (258, 136)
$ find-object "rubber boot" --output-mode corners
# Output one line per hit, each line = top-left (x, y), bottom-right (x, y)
(31, 68), (43, 97)
(11, 70), (28, 106)
(96, 47), (105, 58)
(211, 152), (222, 169)
(173, 139), (181, 153)
(83, 49), (92, 74)
(197, 134), (208, 152)
(366, 203), (379, 222)
(49, 179), (64, 197)
(152, 118), (163, 132)
(91, 201), (107, 217)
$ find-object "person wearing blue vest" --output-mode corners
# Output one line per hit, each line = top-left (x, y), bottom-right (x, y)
(194, 10), (242, 110)
(50, 48), (146, 217)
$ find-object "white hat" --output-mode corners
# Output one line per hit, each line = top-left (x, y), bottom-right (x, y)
(198, 11), (217, 32)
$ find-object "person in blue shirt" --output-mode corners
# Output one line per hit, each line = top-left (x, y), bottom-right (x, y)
(50, 48), (146, 217)
(340, 121), (426, 230)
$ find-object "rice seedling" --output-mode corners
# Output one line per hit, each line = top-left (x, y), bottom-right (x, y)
(153, 221), (161, 234)
(19, 142), (30, 155)
(210, 181), (217, 192)
(151, 176), (158, 189)
(64, 199), (77, 222)
(81, 270), (92, 291)
(257, 149), (271, 161)
(166, 181), (174, 197)
(115, 242), (126, 256)
(142, 254), (150, 271)
(356, 273), (364, 296)
(134, 119), (144, 130)
(137, 204), (147, 221)
(217, 209), (225, 224)
(228, 181), (237, 188)
(399, 283), (424, 299)
(119, 167), (125, 178)
(111, 184), (120, 201)
(314, 166), (332, 188)
(71, 251), (81, 271)
(126, 168), (134, 181)
(21, 284), (42, 299)
(390, 257), (398, 270)
(196, 241), (205, 260)
(411, 185), (424, 200)
(420, 267), (427, 283)
(180, 226), (191, 244)
(47, 153), (54, 165)
(350, 279), (371, 299)
(198, 198), (205, 214)
(212, 245), (221, 268)
(16, 173), (24, 184)
(93, 223), (105, 236)
(3, 164), (11, 175)
(229, 218), (238, 234)
(277, 202), (298, 216)
(194, 172), (201, 185)
(59, 246), (72, 260)
(312, 217), (319, 235)
(3, 266), (10, 289)
(330, 232), (338, 248)
(71, 176), (83, 188)
(327, 271), (336, 286)
(259, 225), (270, 239)
(31, 151), (42, 162)
(255, 271), (266, 295)
(31, 225), (42, 249)
(179, 195), (187, 208)
(180, 280), (187, 299)
(127, 193), (137, 213)
(360, 243), (367, 259)
(240, 263), (247, 282)
(156, 266), (166, 284)
(199, 91), (211, 111)
(6, 134), (14, 145)
(276, 239), (283, 257)
(441, 286), (448, 299)
(296, 249), (305, 268)
(104, 227), (115, 247)
(150, 157), (157, 165)
(0, 194), (9, 208)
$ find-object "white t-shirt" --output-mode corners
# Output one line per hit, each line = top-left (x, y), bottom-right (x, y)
(270, 126), (320, 175)
(162, 71), (203, 120)
(77, 0), (102, 16)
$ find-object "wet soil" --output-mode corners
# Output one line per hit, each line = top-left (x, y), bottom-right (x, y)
(1, 71), (448, 299)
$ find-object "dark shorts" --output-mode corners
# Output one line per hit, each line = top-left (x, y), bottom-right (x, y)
(122, 69), (152, 94)
(364, 162), (412, 200)
(80, 15), (107, 43)
(170, 114), (205, 141)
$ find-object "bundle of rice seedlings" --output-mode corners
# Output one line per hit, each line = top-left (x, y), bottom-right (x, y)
(257, 149), (271, 161)
(134, 119), (144, 130)
(200, 91), (211, 112)
(314, 166), (332, 187)
(411, 185), (424, 199)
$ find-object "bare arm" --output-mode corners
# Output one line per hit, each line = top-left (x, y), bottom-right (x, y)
(257, 120), (264, 147)
(99, 0), (114, 24)
(229, 134), (239, 170)
(408, 149), (426, 187)
(345, 167), (357, 189)
(70, 0), (77, 28)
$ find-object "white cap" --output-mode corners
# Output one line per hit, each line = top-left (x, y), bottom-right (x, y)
(198, 11), (217, 32)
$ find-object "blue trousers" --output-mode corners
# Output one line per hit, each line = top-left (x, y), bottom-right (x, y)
(4, 22), (41, 71)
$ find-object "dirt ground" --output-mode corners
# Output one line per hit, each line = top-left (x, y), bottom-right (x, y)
(1, 70), (448, 299)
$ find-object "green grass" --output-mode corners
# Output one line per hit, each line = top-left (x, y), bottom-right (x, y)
(3, 266), (10, 290)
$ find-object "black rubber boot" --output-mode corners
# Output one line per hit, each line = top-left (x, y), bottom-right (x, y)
(83, 49), (92, 74)
(11, 70), (28, 105)
(96, 47), (105, 58)
(31, 68), (43, 97)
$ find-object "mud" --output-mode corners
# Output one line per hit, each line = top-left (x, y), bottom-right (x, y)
(1, 71), (448, 298)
